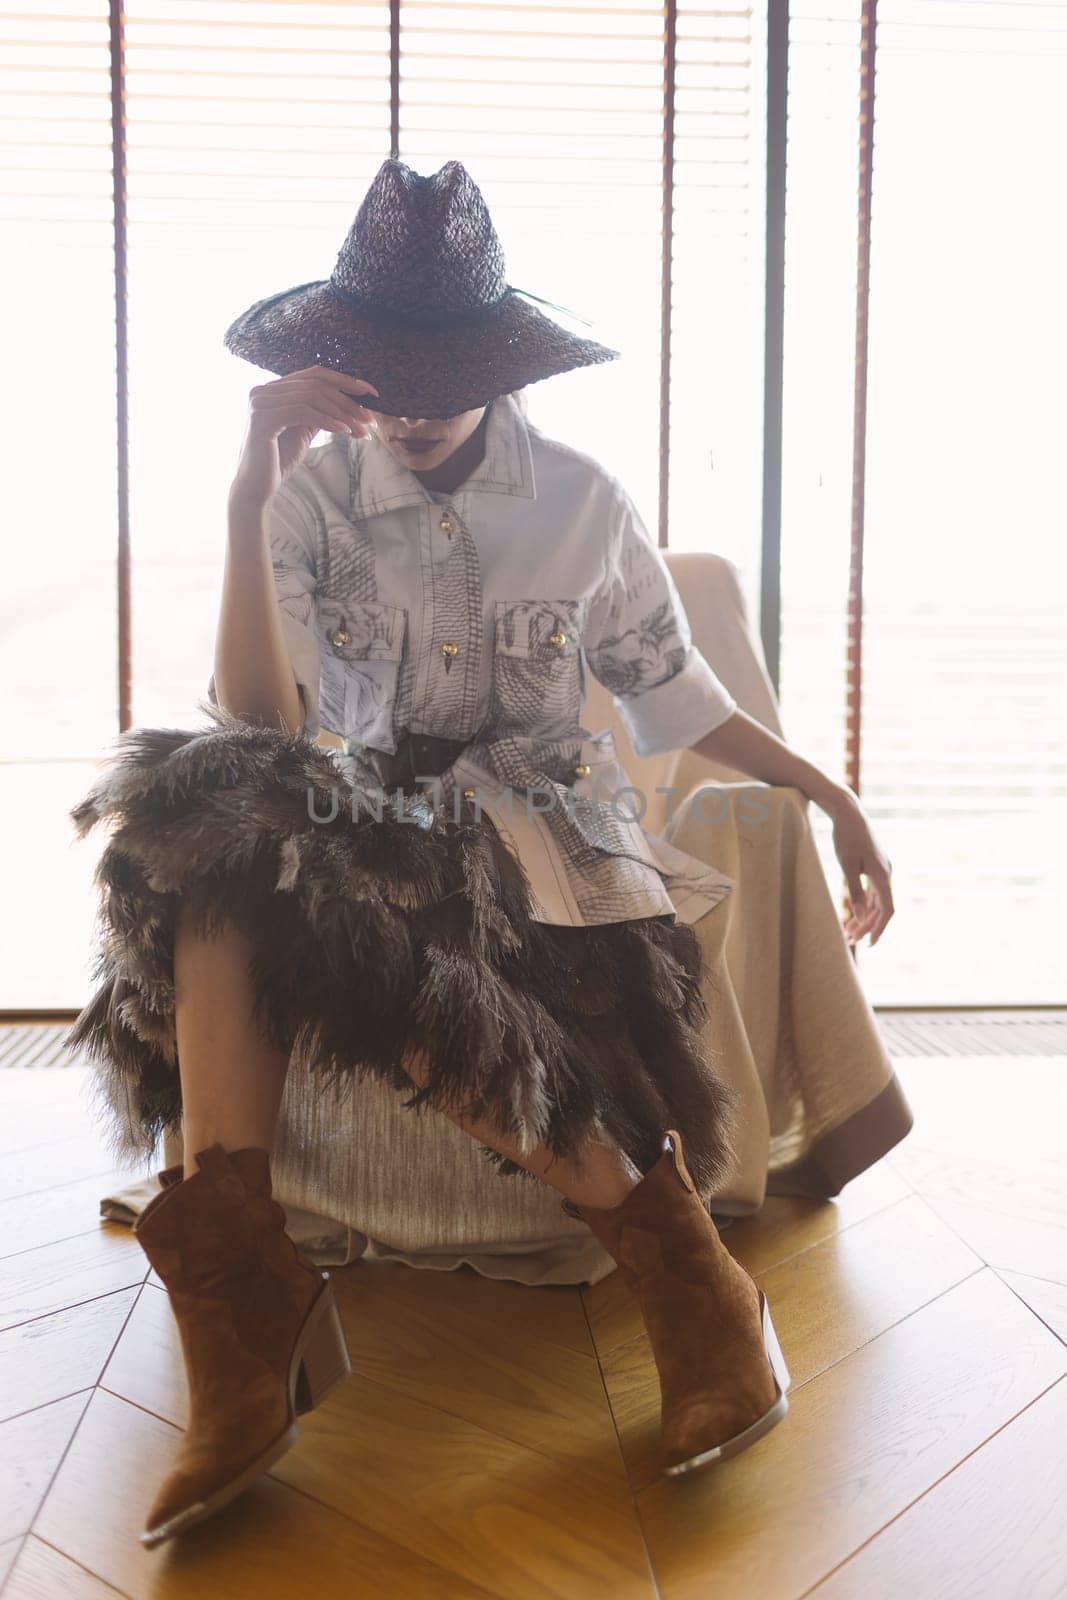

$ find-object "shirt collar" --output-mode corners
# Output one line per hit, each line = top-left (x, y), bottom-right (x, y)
(349, 390), (537, 520)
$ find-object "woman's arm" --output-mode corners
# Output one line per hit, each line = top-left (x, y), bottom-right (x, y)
(690, 707), (846, 810)
(691, 710), (895, 948)
(212, 489), (305, 737)
(211, 363), (380, 738)
(579, 477), (893, 942)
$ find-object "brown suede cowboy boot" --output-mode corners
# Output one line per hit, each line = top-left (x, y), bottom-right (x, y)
(562, 1128), (790, 1476)
(133, 1142), (351, 1547)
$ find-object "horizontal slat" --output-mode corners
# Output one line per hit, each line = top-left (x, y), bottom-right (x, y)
(421, 0), (669, 10)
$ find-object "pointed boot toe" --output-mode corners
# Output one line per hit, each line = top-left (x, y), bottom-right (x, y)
(140, 1411), (301, 1549)
(142, 1460), (221, 1551)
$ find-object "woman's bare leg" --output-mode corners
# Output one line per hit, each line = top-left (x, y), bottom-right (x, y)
(173, 901), (291, 1175)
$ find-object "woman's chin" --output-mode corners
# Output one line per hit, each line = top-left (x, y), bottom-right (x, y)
(392, 443), (445, 463)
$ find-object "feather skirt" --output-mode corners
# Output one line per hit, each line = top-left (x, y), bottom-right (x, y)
(63, 703), (740, 1200)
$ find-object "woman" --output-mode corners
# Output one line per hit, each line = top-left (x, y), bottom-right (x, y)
(65, 159), (896, 1548)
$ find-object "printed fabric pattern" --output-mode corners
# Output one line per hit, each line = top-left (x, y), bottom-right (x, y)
(207, 393), (741, 926)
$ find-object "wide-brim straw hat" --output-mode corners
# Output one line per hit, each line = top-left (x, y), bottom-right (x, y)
(222, 157), (622, 420)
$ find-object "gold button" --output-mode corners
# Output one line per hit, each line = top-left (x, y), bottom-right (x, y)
(440, 641), (459, 657)
(574, 763), (591, 779)
(462, 788), (477, 800)
(439, 515), (456, 535)
(548, 630), (567, 648)
(330, 627), (350, 648)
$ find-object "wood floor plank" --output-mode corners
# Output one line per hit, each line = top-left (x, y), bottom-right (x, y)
(0, 1134), (128, 1207)
(0, 1227), (145, 1334)
(351, 1255), (597, 1358)
(96, 1289), (181, 1424)
(634, 1271), (1067, 1600)
(893, 1142), (1067, 1232)
(4, 1535), (131, 1598)
(0, 1069), (93, 1122)
(585, 1334), (658, 1493)
(598, 1193), (983, 1491)
(579, 1263), (637, 1357)
(809, 1375), (1067, 1599)
(729, 1162), (912, 1277)
(0, 1290), (138, 1424)
(277, 1371), (656, 1600)
(0, 1171), (141, 1261)
(33, 1387), (502, 1600)
(0, 1535), (24, 1588)
(0, 1101), (101, 1159)
(329, 1262), (627, 1488)
(753, 1194), (981, 1390)
(922, 1195), (1067, 1286)
(998, 1271), (1067, 1344)
(0, 1392), (89, 1544)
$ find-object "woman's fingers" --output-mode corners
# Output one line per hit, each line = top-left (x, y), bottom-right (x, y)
(304, 366), (382, 415)
(832, 799), (896, 948)
(843, 869), (894, 947)
(252, 385), (373, 434)
(250, 398), (359, 437)
(251, 371), (381, 434)
(282, 364), (380, 398)
(872, 861), (894, 909)
(306, 365), (380, 396)
(236, 367), (383, 501)
(845, 870), (867, 925)
(254, 382), (372, 424)
(868, 870), (894, 946)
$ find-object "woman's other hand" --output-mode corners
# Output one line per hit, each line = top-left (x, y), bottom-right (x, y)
(229, 364), (380, 510)
(824, 786), (895, 948)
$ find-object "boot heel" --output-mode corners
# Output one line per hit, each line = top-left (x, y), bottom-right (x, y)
(293, 1277), (351, 1416)
(760, 1289), (791, 1396)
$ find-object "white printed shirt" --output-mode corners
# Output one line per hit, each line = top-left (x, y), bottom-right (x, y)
(212, 392), (739, 926)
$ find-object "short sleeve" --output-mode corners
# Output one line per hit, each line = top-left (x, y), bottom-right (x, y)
(207, 482), (323, 740)
(582, 486), (739, 758)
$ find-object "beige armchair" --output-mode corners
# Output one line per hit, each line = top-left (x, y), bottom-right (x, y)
(102, 553), (911, 1286)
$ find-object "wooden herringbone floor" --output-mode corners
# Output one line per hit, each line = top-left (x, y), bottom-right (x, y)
(1, 1043), (1065, 1599)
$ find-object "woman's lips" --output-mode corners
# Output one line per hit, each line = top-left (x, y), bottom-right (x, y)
(394, 438), (441, 453)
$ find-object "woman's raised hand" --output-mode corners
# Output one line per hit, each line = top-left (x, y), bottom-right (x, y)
(229, 364), (381, 510)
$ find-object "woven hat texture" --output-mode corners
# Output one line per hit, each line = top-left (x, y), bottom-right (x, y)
(223, 158), (621, 419)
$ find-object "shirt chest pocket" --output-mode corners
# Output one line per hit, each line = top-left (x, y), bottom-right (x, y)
(489, 598), (588, 739)
(317, 599), (407, 753)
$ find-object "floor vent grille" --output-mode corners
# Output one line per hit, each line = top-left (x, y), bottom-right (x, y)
(875, 1010), (1067, 1057)
(1, 1013), (1065, 1068)
(0, 1023), (76, 1070)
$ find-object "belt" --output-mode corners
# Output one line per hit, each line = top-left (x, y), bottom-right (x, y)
(353, 731), (470, 793)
